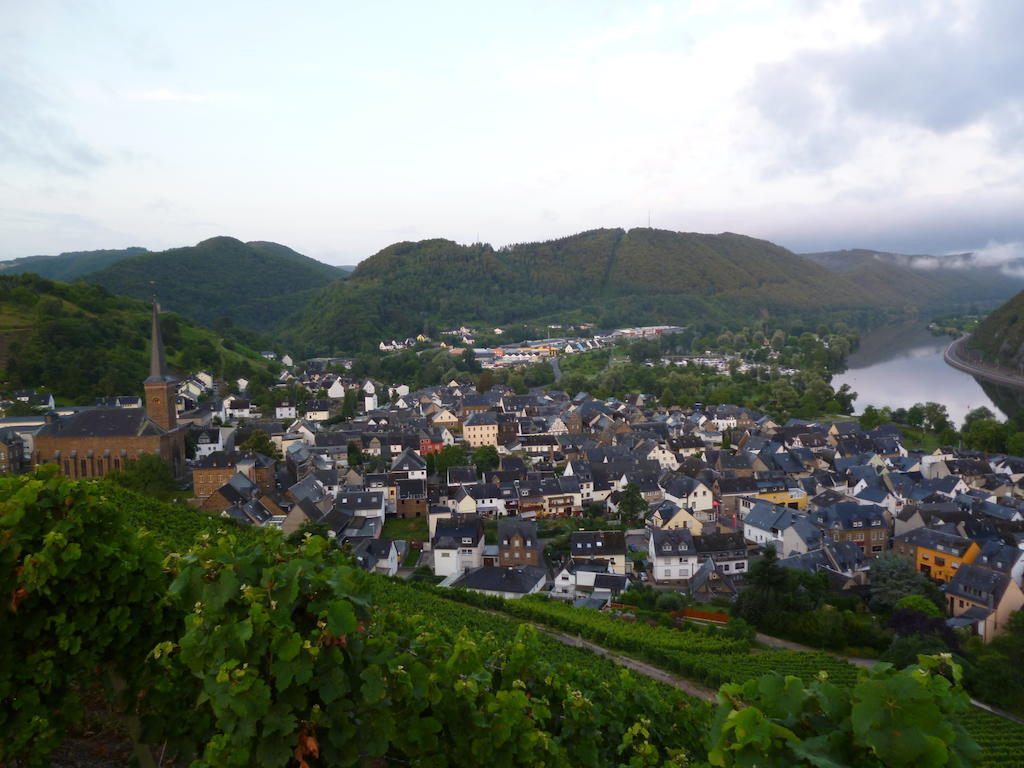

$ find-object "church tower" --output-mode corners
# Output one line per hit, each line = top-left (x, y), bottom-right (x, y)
(144, 301), (178, 431)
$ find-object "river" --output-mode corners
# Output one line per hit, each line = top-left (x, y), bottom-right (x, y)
(831, 321), (1005, 428)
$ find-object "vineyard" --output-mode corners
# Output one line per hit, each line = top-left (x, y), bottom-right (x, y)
(408, 582), (1024, 767)
(5, 468), (1023, 766)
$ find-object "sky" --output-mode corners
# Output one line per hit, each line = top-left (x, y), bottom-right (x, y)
(2, 0), (1024, 266)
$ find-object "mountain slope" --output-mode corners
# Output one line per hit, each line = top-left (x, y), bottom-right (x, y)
(967, 290), (1024, 370)
(0, 247), (149, 282)
(82, 236), (345, 331)
(291, 228), (891, 354)
(0, 273), (275, 403)
(803, 248), (1024, 306)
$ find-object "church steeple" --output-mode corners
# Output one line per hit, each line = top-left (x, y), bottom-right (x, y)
(144, 300), (177, 430)
(145, 300), (173, 383)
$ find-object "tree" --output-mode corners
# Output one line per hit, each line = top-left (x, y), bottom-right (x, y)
(238, 429), (282, 460)
(476, 370), (495, 393)
(962, 406), (996, 432)
(1008, 431), (1024, 457)
(965, 419), (1007, 453)
(432, 444), (469, 480)
(869, 551), (942, 613)
(347, 440), (363, 468)
(473, 445), (499, 474)
(922, 401), (951, 433)
(616, 482), (648, 524)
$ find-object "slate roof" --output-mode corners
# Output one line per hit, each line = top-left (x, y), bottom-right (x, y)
(893, 527), (973, 557)
(945, 563), (1013, 608)
(650, 528), (695, 557)
(498, 517), (539, 549)
(451, 565), (546, 594)
(36, 407), (168, 438)
(570, 530), (626, 557)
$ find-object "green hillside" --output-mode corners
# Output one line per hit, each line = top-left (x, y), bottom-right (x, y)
(82, 236), (344, 332)
(803, 248), (1024, 307)
(291, 228), (890, 354)
(0, 247), (149, 282)
(0, 273), (276, 403)
(967, 289), (1024, 369)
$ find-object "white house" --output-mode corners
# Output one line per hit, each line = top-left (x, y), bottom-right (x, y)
(363, 380), (378, 412)
(432, 516), (485, 577)
(649, 528), (699, 583)
(327, 379), (347, 399)
(276, 402), (297, 420)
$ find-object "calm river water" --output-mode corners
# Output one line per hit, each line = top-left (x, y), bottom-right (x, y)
(831, 321), (1004, 428)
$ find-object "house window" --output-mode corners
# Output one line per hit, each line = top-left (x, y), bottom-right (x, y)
(678, 557), (686, 564)
(959, 599), (964, 608)
(935, 557), (946, 567)
(81, 459), (87, 475)
(665, 568), (672, 577)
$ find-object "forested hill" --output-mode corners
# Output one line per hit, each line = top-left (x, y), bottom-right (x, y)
(0, 247), (149, 282)
(81, 236), (345, 332)
(290, 228), (896, 354)
(967, 289), (1024, 370)
(803, 248), (1024, 307)
(0, 274), (276, 403)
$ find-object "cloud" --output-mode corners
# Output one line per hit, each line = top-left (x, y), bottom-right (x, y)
(0, 72), (107, 175)
(749, 1), (1024, 168)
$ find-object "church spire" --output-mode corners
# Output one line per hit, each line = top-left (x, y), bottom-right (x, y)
(145, 300), (172, 383)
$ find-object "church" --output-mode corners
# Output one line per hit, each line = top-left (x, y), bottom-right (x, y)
(32, 303), (188, 479)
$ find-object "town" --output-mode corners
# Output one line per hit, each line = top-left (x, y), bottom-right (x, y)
(4, 305), (1022, 655)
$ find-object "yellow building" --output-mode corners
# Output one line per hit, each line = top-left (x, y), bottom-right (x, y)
(892, 528), (979, 582)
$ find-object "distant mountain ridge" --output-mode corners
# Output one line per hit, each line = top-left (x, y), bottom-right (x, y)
(0, 247), (150, 282)
(0, 238), (346, 333)
(80, 237), (345, 332)
(802, 248), (1024, 306)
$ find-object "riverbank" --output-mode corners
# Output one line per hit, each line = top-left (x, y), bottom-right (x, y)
(945, 335), (1024, 390)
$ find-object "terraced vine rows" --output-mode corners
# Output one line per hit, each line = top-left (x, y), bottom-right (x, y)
(402, 583), (1024, 767)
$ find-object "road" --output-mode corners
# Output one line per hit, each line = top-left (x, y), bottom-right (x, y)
(549, 355), (562, 383)
(945, 335), (1024, 390)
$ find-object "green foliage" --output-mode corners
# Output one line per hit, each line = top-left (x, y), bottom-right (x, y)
(966, 611), (1024, 718)
(617, 481), (649, 524)
(431, 444), (470, 480)
(0, 246), (148, 281)
(238, 429), (282, 460)
(472, 444), (499, 474)
(0, 468), (171, 764)
(290, 228), (896, 355)
(871, 552), (944, 613)
(106, 453), (180, 500)
(707, 655), (980, 767)
(0, 273), (275, 402)
(896, 594), (943, 618)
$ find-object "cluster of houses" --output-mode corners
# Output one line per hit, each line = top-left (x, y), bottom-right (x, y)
(165, 375), (1024, 640)
(7, 311), (1024, 642)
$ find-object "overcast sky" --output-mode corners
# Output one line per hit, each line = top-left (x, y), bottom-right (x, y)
(2, 0), (1023, 265)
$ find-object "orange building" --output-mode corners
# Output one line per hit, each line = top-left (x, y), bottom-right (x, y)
(892, 527), (980, 583)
